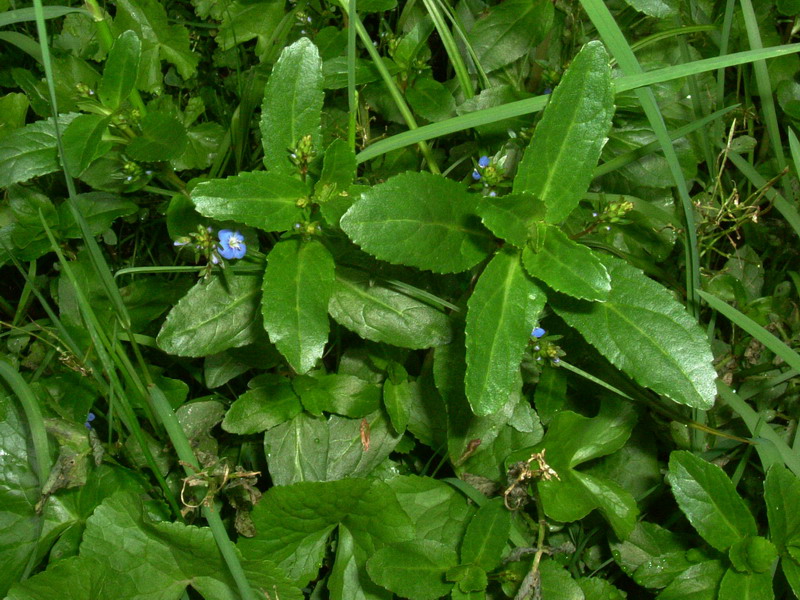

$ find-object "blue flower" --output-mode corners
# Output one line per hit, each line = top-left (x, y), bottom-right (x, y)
(218, 230), (246, 260)
(531, 327), (546, 338)
(84, 412), (96, 430)
(478, 155), (490, 168)
(472, 169), (481, 180)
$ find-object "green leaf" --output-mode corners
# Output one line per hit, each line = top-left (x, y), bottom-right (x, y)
(718, 569), (773, 600)
(539, 560), (585, 600)
(387, 475), (475, 546)
(238, 479), (414, 585)
(0, 114), (79, 188)
(407, 77), (456, 122)
(57, 192), (137, 238)
(728, 537), (778, 574)
(514, 41), (615, 223)
(61, 113), (110, 176)
(765, 464), (800, 554)
(340, 172), (494, 273)
(216, 0), (285, 53)
(460, 498), (511, 571)
(112, 0), (199, 91)
(325, 411), (402, 480)
(577, 577), (626, 600)
(667, 451), (757, 552)
(293, 373), (381, 417)
(261, 38), (324, 174)
(222, 374), (302, 434)
(0, 93), (29, 142)
(98, 30), (141, 110)
(621, 0), (677, 18)
(383, 363), (410, 434)
(366, 540), (457, 600)
(263, 412), (329, 485)
(467, 0), (554, 73)
(127, 110), (188, 162)
(656, 560), (726, 600)
(525, 400), (639, 538)
(191, 171), (307, 232)
(157, 273), (263, 357)
(522, 224), (610, 301)
(329, 525), (391, 600)
(0, 393), (40, 597)
(262, 239), (335, 373)
(315, 139), (357, 204)
(610, 521), (690, 589)
(465, 248), (546, 416)
(173, 122), (226, 171)
(329, 267), (452, 349)
(476, 193), (546, 247)
(551, 254), (717, 410)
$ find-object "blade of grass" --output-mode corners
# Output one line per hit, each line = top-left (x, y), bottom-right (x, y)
(714, 0), (736, 112)
(580, 0), (700, 321)
(433, 0), (490, 90)
(347, 0), (357, 151)
(727, 151), (800, 239)
(740, 0), (786, 169)
(0, 6), (89, 28)
(717, 380), (800, 476)
(421, 0), (474, 99)
(0, 360), (51, 486)
(698, 290), (800, 373)
(356, 43), (800, 163)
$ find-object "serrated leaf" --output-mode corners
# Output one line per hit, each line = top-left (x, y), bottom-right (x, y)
(0, 113), (78, 188)
(216, 0), (285, 52)
(340, 172), (494, 273)
(98, 30), (141, 109)
(261, 38), (324, 174)
(668, 451), (757, 552)
(127, 111), (187, 161)
(262, 239), (335, 373)
(263, 412), (329, 485)
(522, 223), (610, 301)
(238, 479), (414, 585)
(366, 540), (457, 600)
(157, 273), (263, 357)
(477, 193), (546, 247)
(407, 77), (456, 122)
(460, 498), (510, 571)
(610, 521), (689, 589)
(718, 569), (773, 600)
(57, 192), (137, 238)
(539, 560), (585, 600)
(326, 411), (402, 480)
(191, 171), (307, 232)
(61, 113), (110, 176)
(514, 41), (615, 223)
(468, 0), (554, 73)
(222, 375), (302, 434)
(465, 248), (546, 416)
(329, 267), (452, 349)
(551, 253), (717, 410)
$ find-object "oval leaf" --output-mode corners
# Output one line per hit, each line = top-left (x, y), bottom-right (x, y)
(341, 172), (494, 273)
(62, 113), (111, 177)
(366, 540), (457, 600)
(261, 38), (324, 174)
(98, 30), (141, 110)
(465, 248), (546, 416)
(191, 171), (307, 233)
(328, 267), (452, 349)
(522, 223), (610, 301)
(262, 239), (335, 374)
(157, 274), (262, 357)
(551, 254), (716, 410)
(127, 111), (187, 162)
(513, 41), (615, 223)
(667, 451), (757, 551)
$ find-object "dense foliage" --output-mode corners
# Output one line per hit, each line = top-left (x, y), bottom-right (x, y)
(1, 0), (800, 598)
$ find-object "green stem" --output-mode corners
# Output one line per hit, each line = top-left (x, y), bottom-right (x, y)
(148, 385), (257, 600)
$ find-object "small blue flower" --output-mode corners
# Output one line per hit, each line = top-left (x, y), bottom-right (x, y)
(531, 327), (546, 338)
(478, 155), (490, 168)
(472, 169), (481, 180)
(84, 412), (96, 430)
(543, 87), (552, 95)
(218, 230), (246, 260)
